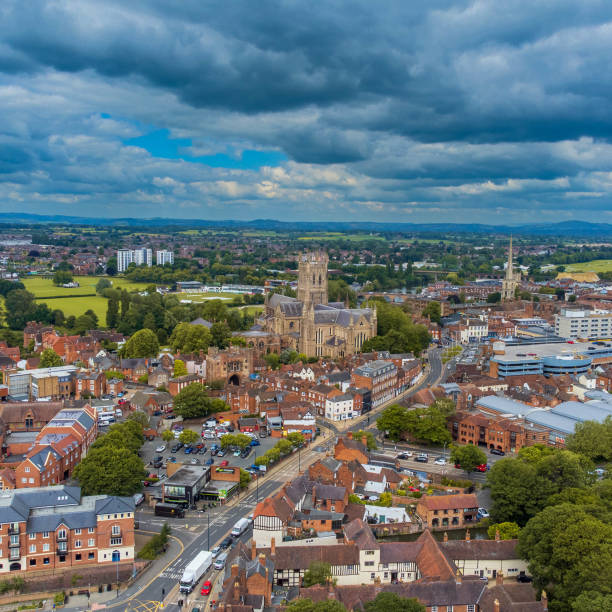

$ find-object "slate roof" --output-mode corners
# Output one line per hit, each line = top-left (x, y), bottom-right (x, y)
(279, 302), (304, 317)
(480, 583), (546, 611)
(440, 538), (520, 561)
(267, 293), (299, 309)
(27, 446), (62, 470)
(190, 318), (213, 328)
(313, 484), (346, 501)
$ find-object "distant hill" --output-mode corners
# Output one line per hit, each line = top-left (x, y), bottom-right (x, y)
(0, 212), (611, 237)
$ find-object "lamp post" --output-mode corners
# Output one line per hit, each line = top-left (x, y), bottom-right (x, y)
(207, 511), (210, 551)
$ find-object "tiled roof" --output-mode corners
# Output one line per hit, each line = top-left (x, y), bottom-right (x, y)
(414, 530), (457, 581)
(440, 538), (520, 561)
(343, 518), (379, 550)
(480, 583), (546, 611)
(313, 484), (346, 501)
(418, 494), (479, 511)
(258, 543), (359, 570)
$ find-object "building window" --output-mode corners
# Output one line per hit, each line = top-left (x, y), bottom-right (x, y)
(43, 557), (50, 565)
(75, 553), (81, 561)
(43, 543), (50, 552)
(88, 552), (95, 560)
(29, 533), (36, 540)
(28, 478), (34, 484)
(88, 527), (95, 534)
(43, 531), (49, 538)
(58, 529), (67, 540)
(110, 537), (122, 546)
(364, 561), (374, 567)
(29, 559), (36, 566)
(74, 528), (81, 535)
(88, 539), (95, 547)
(75, 540), (82, 548)
(370, 573), (375, 579)
(29, 544), (36, 553)
(24, 467), (30, 473)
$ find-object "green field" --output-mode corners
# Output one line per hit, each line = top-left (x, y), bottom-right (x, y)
(298, 232), (385, 242)
(565, 260), (612, 273)
(23, 275), (149, 297)
(22, 275), (149, 320)
(177, 292), (237, 302)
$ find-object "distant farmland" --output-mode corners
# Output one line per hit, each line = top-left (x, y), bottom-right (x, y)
(565, 260), (612, 273)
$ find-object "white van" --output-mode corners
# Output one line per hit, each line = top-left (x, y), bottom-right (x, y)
(115, 409), (123, 418)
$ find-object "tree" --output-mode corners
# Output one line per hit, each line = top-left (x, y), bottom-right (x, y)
(374, 492), (393, 507)
(364, 592), (425, 612)
(486, 291), (502, 303)
(39, 348), (63, 368)
(73, 446), (146, 496)
(169, 322), (212, 353)
(487, 458), (542, 525)
(572, 592), (612, 612)
(106, 295), (119, 328)
(179, 429), (199, 445)
(286, 432), (305, 448)
(210, 321), (231, 348)
(566, 417), (612, 462)
(487, 522), (521, 540)
(518, 503), (612, 609)
(173, 359), (188, 378)
(239, 468), (251, 489)
(162, 430), (175, 443)
(377, 404), (408, 441)
(121, 329), (159, 358)
(52, 269), (73, 286)
(277, 439), (293, 455)
(450, 444), (488, 474)
(303, 561), (333, 587)
(351, 430), (377, 450)
(126, 411), (150, 428)
(220, 433), (252, 450)
(264, 353), (281, 369)
(96, 278), (112, 294)
(286, 599), (347, 612)
(421, 301), (441, 325)
(4, 289), (37, 330)
(173, 383), (211, 419)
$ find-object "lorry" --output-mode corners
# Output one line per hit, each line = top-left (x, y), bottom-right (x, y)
(231, 517), (251, 537)
(179, 550), (213, 594)
(154, 502), (185, 518)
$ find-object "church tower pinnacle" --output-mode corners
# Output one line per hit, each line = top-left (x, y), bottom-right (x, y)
(501, 236), (518, 301)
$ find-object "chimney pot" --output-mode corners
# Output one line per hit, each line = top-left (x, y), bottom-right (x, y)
(258, 552), (266, 567)
(443, 532), (448, 542)
(231, 563), (239, 577)
(456, 570), (462, 584)
(493, 598), (500, 612)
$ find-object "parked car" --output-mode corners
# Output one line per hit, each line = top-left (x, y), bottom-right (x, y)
(475, 464), (489, 472)
(250, 439), (260, 446)
(397, 452), (412, 459)
(415, 453), (428, 463)
(155, 445), (166, 453)
(201, 581), (212, 596)
(205, 458), (214, 465)
(214, 552), (228, 570)
(233, 449), (242, 457)
(490, 448), (505, 456)
(171, 443), (182, 453)
(198, 446), (208, 455)
(477, 507), (490, 519)
(517, 572), (532, 583)
(217, 449), (227, 457)
(240, 448), (251, 459)
(166, 456), (177, 463)
(220, 536), (233, 549)
(211, 545), (222, 558)
(220, 460), (229, 467)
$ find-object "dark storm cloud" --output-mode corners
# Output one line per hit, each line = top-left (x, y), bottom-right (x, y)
(2, 0), (612, 220)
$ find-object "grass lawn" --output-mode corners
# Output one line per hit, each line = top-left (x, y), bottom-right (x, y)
(23, 275), (149, 297)
(34, 295), (108, 320)
(176, 292), (238, 302)
(565, 260), (612, 273)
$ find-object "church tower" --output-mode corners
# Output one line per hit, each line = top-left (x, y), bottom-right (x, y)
(501, 236), (518, 302)
(297, 251), (328, 307)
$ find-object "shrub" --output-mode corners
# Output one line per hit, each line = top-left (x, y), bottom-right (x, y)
(53, 593), (66, 606)
(137, 523), (170, 560)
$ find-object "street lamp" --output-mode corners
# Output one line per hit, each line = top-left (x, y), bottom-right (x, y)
(207, 511), (210, 551)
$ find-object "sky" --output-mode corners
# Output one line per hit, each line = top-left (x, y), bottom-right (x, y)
(2, 1), (612, 224)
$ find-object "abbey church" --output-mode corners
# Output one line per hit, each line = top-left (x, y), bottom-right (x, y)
(261, 251), (377, 358)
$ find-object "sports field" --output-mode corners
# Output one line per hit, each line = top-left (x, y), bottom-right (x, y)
(565, 260), (612, 273)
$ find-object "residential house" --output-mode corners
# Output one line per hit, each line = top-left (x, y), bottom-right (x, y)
(416, 494), (480, 529)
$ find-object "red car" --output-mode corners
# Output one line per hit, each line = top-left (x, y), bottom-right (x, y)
(219, 460), (229, 467)
(476, 464), (489, 472)
(408, 486), (420, 492)
(201, 580), (212, 596)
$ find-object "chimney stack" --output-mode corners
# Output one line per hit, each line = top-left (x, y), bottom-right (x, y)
(258, 552), (266, 568)
(493, 599), (500, 612)
(465, 529), (470, 542)
(443, 532), (448, 542)
(231, 563), (239, 578)
(233, 580), (240, 602)
(495, 529), (501, 542)
(496, 571), (503, 586)
(271, 537), (276, 557)
(251, 539), (257, 561)
(361, 435), (368, 447)
(456, 570), (462, 585)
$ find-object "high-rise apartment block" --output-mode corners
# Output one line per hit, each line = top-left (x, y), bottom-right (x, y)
(117, 248), (152, 272)
(554, 308), (612, 339)
(156, 250), (174, 266)
(116, 249), (133, 273)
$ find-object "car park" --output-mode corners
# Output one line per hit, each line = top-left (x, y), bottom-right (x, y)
(184, 446), (193, 454)
(155, 445), (166, 453)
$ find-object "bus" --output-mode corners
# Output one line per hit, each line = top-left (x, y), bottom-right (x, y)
(154, 502), (185, 518)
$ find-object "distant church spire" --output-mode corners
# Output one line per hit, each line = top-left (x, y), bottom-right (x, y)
(501, 235), (517, 301)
